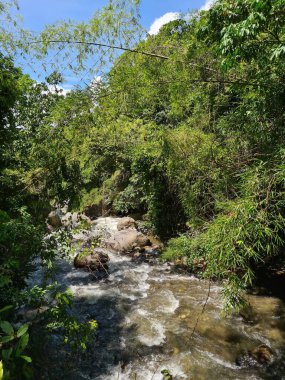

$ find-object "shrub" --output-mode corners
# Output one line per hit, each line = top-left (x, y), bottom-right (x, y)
(163, 154), (285, 312)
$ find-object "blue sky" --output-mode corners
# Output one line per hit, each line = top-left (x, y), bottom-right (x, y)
(16, 0), (213, 88)
(18, 0), (210, 32)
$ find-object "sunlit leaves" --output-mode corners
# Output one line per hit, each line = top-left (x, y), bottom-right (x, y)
(16, 323), (29, 338)
(203, 0), (285, 69)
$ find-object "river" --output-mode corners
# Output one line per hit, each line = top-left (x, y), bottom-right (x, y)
(31, 217), (285, 380)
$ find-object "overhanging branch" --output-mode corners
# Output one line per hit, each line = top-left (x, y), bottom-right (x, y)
(25, 39), (170, 60)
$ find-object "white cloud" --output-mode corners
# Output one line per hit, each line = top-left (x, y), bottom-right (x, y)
(200, 0), (216, 11)
(46, 84), (72, 96)
(90, 76), (102, 85)
(148, 12), (180, 35)
(57, 85), (72, 96)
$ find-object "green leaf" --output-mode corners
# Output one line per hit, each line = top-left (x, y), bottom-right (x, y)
(0, 305), (13, 314)
(15, 333), (29, 356)
(20, 355), (32, 363)
(2, 348), (12, 360)
(0, 321), (14, 336)
(16, 324), (29, 338)
(0, 336), (14, 344)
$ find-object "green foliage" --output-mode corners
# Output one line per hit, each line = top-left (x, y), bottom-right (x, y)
(165, 126), (235, 225)
(0, 53), (22, 182)
(1, 2), (285, 370)
(20, 0), (283, 312)
(75, 241), (101, 263)
(45, 289), (97, 352)
(0, 208), (43, 306)
(19, 283), (98, 355)
(202, 0), (285, 67)
(41, 228), (73, 271)
(79, 188), (102, 211)
(161, 369), (173, 380)
(0, 307), (32, 380)
(164, 154), (285, 311)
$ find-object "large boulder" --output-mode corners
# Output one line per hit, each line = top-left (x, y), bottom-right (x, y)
(47, 211), (62, 228)
(104, 230), (151, 253)
(74, 249), (109, 271)
(117, 217), (138, 231)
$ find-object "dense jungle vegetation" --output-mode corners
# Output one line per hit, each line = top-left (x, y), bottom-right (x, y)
(1, 0), (285, 377)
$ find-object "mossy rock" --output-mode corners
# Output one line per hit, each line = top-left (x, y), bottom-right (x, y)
(74, 248), (110, 271)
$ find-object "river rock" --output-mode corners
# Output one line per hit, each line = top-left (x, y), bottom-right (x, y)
(236, 344), (273, 367)
(144, 245), (160, 254)
(61, 212), (73, 226)
(74, 249), (110, 271)
(47, 211), (62, 228)
(79, 213), (92, 225)
(18, 306), (50, 321)
(251, 344), (273, 364)
(104, 229), (151, 253)
(80, 213), (90, 221)
(117, 217), (138, 231)
(60, 204), (69, 214)
(72, 229), (95, 243)
(62, 212), (91, 228)
(72, 212), (79, 225)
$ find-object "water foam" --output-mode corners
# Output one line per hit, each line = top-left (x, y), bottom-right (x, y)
(137, 319), (166, 346)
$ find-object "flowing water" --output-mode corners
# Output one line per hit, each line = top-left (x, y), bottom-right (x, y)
(32, 217), (285, 380)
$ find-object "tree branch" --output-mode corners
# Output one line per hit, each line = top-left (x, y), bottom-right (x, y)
(25, 39), (169, 60)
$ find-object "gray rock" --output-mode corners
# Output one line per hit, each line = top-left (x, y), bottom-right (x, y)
(72, 229), (96, 243)
(72, 212), (79, 225)
(61, 212), (73, 226)
(60, 204), (69, 214)
(47, 211), (62, 228)
(18, 306), (49, 321)
(117, 217), (138, 231)
(104, 229), (151, 253)
(79, 213), (92, 224)
(62, 212), (91, 228)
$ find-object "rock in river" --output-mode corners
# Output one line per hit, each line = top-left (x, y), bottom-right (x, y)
(74, 248), (110, 272)
(236, 344), (273, 367)
(117, 216), (138, 231)
(47, 211), (62, 228)
(104, 229), (151, 253)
